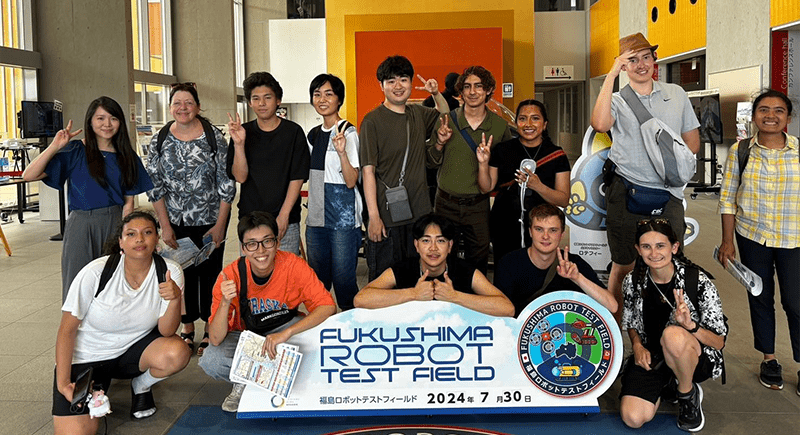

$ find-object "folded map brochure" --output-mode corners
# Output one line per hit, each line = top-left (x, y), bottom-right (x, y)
(712, 246), (762, 297)
(230, 330), (303, 399)
(158, 235), (220, 269)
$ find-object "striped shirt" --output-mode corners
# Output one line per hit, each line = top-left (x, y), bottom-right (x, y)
(718, 134), (800, 248)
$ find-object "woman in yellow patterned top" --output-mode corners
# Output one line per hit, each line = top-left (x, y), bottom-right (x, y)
(717, 89), (800, 394)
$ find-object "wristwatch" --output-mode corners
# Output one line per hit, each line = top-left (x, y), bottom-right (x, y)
(686, 321), (700, 334)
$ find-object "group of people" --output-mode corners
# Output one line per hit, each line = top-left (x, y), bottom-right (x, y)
(28, 30), (799, 435)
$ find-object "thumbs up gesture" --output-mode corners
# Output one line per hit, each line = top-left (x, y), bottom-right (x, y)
(159, 270), (182, 301)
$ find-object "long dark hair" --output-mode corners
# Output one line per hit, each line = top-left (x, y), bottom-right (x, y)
(632, 219), (711, 294)
(515, 99), (551, 143)
(84, 96), (139, 189)
(102, 210), (161, 258)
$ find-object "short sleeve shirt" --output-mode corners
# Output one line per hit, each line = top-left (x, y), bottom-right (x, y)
(608, 81), (700, 198)
(62, 255), (184, 364)
(43, 141), (153, 211)
(359, 104), (439, 227)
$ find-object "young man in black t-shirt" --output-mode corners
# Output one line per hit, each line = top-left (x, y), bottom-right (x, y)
(354, 214), (513, 317)
(494, 204), (618, 317)
(226, 72), (310, 255)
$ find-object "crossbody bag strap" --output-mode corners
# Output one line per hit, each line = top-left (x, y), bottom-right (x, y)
(619, 84), (654, 126)
(450, 109), (480, 154)
(522, 258), (559, 309)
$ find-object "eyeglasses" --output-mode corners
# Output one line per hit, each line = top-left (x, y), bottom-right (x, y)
(637, 218), (670, 226)
(170, 82), (197, 89)
(242, 237), (277, 252)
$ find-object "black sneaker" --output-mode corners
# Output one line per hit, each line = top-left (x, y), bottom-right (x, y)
(131, 388), (157, 419)
(759, 359), (784, 390)
(677, 383), (704, 432)
(661, 377), (678, 404)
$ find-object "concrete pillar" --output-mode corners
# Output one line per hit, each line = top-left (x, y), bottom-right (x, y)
(243, 0), (286, 77)
(172, 0), (238, 124)
(35, 0), (135, 136)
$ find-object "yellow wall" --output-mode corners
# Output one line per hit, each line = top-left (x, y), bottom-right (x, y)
(771, 0), (800, 27)
(647, 0), (706, 59)
(325, 0), (534, 122)
(590, 0), (618, 78)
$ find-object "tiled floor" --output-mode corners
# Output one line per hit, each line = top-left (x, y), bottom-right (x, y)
(1, 194), (799, 434)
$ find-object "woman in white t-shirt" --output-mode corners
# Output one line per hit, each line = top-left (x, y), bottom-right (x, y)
(52, 211), (190, 435)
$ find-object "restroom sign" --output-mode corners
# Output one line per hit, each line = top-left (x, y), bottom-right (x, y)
(544, 65), (574, 80)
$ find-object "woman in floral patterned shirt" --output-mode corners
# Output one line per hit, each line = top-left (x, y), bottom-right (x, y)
(619, 219), (727, 433)
(146, 83), (236, 355)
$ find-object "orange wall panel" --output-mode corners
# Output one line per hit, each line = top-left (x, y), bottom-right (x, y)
(590, 0), (619, 78)
(647, 0), (706, 59)
(354, 28), (503, 126)
(771, 0), (800, 27)
(324, 1), (534, 123)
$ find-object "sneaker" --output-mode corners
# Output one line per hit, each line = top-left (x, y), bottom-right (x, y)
(796, 370), (800, 397)
(222, 383), (245, 412)
(759, 359), (784, 390)
(661, 377), (678, 405)
(677, 383), (704, 432)
(130, 388), (157, 419)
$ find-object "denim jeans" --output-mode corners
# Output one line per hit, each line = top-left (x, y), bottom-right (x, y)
(305, 226), (362, 310)
(737, 233), (800, 362)
(198, 317), (302, 382)
(279, 222), (301, 255)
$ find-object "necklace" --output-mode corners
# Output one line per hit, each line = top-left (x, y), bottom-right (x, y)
(521, 140), (543, 161)
(647, 270), (674, 309)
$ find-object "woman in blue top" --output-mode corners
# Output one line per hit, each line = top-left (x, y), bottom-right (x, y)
(304, 74), (362, 311)
(24, 96), (153, 302)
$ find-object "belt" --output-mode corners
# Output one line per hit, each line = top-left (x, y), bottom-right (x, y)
(437, 188), (490, 206)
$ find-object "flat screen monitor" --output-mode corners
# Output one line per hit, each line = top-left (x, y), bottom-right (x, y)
(17, 101), (64, 138)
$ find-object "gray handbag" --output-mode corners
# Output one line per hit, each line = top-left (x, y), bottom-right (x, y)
(382, 121), (413, 222)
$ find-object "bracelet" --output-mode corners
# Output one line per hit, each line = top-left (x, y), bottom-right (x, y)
(686, 322), (700, 334)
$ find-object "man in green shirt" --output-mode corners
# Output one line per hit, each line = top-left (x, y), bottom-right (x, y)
(429, 66), (512, 273)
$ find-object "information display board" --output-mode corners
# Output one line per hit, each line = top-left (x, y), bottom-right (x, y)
(237, 291), (622, 419)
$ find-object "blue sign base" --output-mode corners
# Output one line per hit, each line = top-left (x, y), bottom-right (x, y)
(237, 405), (600, 419)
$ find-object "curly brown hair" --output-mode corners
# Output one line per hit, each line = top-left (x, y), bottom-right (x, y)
(455, 66), (496, 103)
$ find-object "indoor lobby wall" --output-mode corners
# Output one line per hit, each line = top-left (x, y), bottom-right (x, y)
(35, 0), (135, 135)
(172, 0), (237, 124)
(243, 0), (285, 76)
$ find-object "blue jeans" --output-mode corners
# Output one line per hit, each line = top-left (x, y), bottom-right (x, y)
(305, 226), (362, 311)
(198, 317), (302, 382)
(737, 233), (800, 362)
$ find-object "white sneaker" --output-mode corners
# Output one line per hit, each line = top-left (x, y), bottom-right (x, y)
(222, 383), (245, 413)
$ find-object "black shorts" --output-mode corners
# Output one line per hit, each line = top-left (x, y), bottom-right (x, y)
(619, 350), (714, 404)
(52, 327), (162, 416)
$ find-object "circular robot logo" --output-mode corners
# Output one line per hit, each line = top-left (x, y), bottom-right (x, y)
(517, 297), (616, 397)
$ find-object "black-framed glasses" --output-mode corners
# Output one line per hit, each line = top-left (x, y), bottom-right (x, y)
(242, 237), (277, 252)
(170, 82), (196, 89)
(637, 218), (670, 226)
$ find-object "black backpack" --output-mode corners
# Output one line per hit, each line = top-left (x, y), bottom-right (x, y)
(95, 253), (168, 297)
(683, 266), (728, 384)
(155, 117), (220, 157)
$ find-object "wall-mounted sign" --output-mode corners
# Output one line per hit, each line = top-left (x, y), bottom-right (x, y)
(502, 83), (513, 98)
(236, 291), (622, 419)
(543, 65), (574, 80)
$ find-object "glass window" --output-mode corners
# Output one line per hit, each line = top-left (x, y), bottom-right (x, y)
(234, 0), (245, 85)
(131, 0), (172, 74)
(1, 0), (32, 50)
(667, 55), (706, 92)
(535, 0), (583, 12)
(1, 66), (37, 140)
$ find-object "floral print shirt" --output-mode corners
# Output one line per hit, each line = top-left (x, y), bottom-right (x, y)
(145, 128), (236, 226)
(622, 260), (728, 380)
